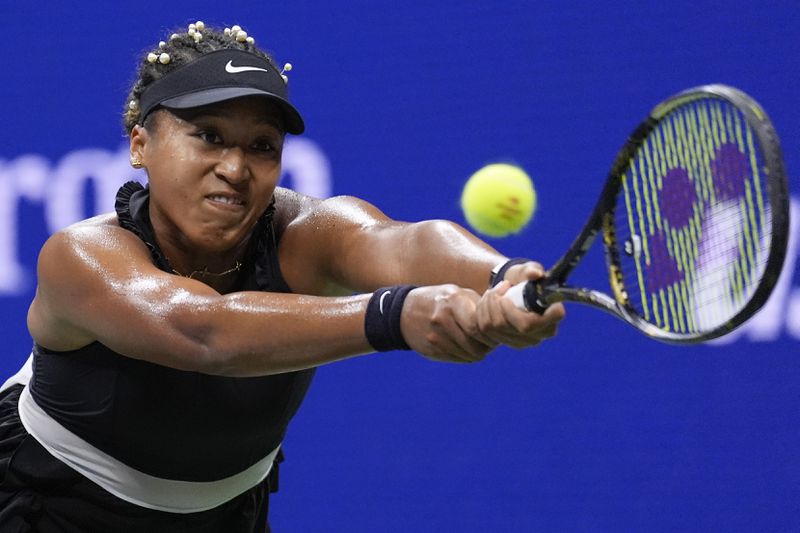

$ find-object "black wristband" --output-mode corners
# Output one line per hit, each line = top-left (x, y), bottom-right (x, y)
(364, 285), (417, 352)
(489, 258), (529, 287)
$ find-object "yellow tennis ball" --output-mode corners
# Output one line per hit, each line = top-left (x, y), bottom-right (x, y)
(460, 163), (537, 237)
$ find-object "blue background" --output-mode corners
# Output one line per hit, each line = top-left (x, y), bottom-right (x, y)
(0, 1), (798, 531)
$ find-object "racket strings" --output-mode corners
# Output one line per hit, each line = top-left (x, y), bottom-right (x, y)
(611, 97), (773, 333)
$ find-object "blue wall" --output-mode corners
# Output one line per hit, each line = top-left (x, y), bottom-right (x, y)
(0, 2), (797, 531)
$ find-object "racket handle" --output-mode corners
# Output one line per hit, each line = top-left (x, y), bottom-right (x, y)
(505, 280), (550, 314)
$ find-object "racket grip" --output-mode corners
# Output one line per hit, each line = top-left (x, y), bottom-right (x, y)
(505, 280), (550, 314)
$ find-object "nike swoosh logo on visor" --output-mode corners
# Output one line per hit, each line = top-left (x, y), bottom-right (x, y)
(225, 60), (270, 74)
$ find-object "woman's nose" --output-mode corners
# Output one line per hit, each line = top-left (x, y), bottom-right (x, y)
(214, 147), (250, 184)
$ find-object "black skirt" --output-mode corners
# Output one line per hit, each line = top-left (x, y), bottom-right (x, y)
(0, 385), (272, 533)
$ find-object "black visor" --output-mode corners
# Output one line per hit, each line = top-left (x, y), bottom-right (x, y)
(138, 49), (304, 134)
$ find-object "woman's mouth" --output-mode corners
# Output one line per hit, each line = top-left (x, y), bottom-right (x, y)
(207, 194), (245, 207)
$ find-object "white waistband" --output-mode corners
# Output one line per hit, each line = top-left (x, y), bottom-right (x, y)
(17, 385), (279, 513)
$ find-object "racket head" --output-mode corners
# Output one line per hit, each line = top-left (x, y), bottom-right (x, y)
(601, 84), (789, 343)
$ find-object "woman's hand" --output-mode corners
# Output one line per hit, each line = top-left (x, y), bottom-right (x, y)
(400, 285), (496, 363)
(398, 262), (566, 363)
(477, 260), (565, 348)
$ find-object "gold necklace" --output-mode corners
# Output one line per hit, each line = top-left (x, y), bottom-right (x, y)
(172, 261), (243, 280)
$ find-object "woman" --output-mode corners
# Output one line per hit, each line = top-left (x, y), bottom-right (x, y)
(0, 21), (564, 532)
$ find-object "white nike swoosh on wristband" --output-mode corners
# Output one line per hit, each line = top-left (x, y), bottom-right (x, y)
(224, 60), (270, 74)
(379, 290), (392, 314)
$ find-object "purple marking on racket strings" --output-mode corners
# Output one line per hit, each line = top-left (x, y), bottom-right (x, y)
(646, 231), (684, 293)
(711, 142), (749, 201)
(660, 167), (698, 227)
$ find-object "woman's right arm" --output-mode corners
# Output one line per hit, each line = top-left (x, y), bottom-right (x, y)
(26, 220), (492, 377)
(27, 221), (379, 377)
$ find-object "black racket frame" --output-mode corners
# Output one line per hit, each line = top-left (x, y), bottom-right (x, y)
(520, 84), (790, 343)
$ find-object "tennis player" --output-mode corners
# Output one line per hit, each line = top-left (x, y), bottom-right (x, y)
(0, 21), (564, 532)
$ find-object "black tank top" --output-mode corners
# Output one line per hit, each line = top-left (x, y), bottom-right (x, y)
(28, 182), (315, 481)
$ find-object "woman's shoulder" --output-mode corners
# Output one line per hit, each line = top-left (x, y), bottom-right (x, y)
(41, 213), (149, 263)
(273, 186), (312, 214)
(273, 188), (381, 229)
(272, 187), (317, 235)
(49, 213), (137, 241)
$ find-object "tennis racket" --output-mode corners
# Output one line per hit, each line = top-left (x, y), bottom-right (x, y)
(506, 84), (790, 344)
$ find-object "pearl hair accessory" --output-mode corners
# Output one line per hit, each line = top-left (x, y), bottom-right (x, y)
(187, 22), (203, 43)
(280, 63), (292, 83)
(152, 20), (206, 65)
(143, 21), (292, 84)
(147, 52), (171, 65)
(223, 24), (253, 44)
(223, 26), (238, 37)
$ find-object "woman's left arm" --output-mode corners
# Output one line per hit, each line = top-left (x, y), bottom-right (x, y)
(277, 190), (513, 294)
(276, 189), (565, 352)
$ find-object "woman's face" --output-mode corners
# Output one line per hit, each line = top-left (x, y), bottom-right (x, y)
(130, 96), (285, 254)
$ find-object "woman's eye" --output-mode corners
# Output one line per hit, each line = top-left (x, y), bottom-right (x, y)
(252, 141), (274, 153)
(198, 131), (222, 144)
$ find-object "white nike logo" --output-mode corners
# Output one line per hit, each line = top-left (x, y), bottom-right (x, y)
(225, 60), (270, 74)
(379, 290), (392, 314)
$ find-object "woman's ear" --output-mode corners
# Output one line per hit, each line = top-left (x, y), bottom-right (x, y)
(129, 124), (149, 167)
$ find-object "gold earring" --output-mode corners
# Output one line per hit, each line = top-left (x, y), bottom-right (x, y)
(130, 156), (144, 169)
